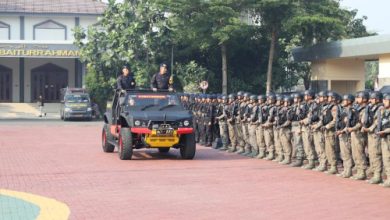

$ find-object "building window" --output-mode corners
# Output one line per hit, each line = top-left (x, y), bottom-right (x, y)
(0, 21), (10, 40)
(33, 19), (67, 41)
(311, 80), (328, 93)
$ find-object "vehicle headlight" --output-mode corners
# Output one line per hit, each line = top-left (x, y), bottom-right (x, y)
(134, 120), (141, 126)
(183, 120), (190, 127)
(87, 107), (92, 111)
(64, 107), (71, 112)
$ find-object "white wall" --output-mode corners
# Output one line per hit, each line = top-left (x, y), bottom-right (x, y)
(24, 16), (75, 41)
(311, 58), (365, 92)
(0, 15), (20, 40)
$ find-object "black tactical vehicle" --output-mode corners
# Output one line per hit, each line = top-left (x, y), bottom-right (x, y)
(102, 89), (196, 160)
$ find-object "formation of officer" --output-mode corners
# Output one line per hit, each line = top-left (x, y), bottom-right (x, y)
(180, 90), (390, 188)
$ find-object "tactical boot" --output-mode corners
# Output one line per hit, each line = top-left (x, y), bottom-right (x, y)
(351, 170), (366, 180)
(249, 151), (259, 158)
(303, 160), (315, 170)
(272, 154), (283, 162)
(367, 173), (382, 184)
(256, 150), (266, 159)
(290, 159), (303, 167)
(314, 164), (327, 172)
(265, 152), (274, 160)
(381, 180), (390, 188)
(235, 147), (245, 154)
(219, 146), (228, 151)
(279, 157), (291, 165)
(325, 165), (338, 175)
(342, 169), (353, 178)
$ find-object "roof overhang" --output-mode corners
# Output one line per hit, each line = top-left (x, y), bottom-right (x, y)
(292, 35), (390, 62)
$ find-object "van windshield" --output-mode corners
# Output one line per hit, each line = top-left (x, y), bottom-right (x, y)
(65, 94), (90, 103)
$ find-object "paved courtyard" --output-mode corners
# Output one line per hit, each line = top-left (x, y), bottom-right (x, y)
(0, 120), (390, 219)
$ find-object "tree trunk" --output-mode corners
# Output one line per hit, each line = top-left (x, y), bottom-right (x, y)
(221, 43), (228, 95)
(266, 28), (276, 93)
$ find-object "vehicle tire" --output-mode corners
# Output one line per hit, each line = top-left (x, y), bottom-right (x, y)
(180, 133), (196, 159)
(158, 147), (170, 153)
(118, 128), (133, 160)
(102, 124), (115, 153)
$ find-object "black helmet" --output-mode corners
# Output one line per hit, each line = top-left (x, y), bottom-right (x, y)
(327, 91), (339, 98)
(293, 92), (303, 100)
(228, 93), (236, 99)
(243, 92), (251, 98)
(283, 95), (293, 104)
(342, 94), (355, 102)
(267, 93), (276, 100)
(304, 90), (315, 98)
(384, 93), (390, 100)
(250, 95), (258, 101)
(356, 91), (369, 100)
(237, 91), (244, 97)
(258, 95), (266, 102)
(318, 91), (327, 97)
(369, 91), (383, 101)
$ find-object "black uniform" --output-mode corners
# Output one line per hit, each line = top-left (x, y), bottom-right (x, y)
(117, 74), (136, 90)
(151, 73), (173, 90)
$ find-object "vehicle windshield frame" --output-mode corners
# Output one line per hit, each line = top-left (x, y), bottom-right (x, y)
(123, 92), (184, 111)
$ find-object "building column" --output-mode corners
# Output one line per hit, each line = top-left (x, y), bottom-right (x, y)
(19, 58), (24, 102)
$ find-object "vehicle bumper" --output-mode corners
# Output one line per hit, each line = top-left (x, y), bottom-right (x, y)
(131, 127), (193, 147)
(64, 111), (92, 119)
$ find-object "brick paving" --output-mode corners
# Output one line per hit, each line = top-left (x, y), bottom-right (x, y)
(1, 121), (390, 219)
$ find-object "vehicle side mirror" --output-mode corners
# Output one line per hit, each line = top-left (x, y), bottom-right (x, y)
(119, 97), (126, 106)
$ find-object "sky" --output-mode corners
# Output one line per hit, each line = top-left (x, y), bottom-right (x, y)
(339, 0), (389, 35)
(107, 0), (389, 35)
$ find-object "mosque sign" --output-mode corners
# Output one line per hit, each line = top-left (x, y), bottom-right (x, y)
(0, 43), (80, 58)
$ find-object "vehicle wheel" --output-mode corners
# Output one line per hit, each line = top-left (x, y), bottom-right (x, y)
(158, 147), (170, 153)
(102, 124), (115, 153)
(118, 128), (133, 160)
(180, 133), (196, 159)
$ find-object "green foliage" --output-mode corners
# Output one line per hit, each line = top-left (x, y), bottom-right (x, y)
(365, 61), (379, 90)
(84, 65), (116, 112)
(74, 0), (372, 96)
(175, 61), (209, 93)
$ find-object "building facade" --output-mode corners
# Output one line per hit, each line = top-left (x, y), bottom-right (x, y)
(0, 0), (105, 102)
(292, 35), (390, 94)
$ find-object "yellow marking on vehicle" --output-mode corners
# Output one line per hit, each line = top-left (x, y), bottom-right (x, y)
(145, 130), (180, 147)
(0, 189), (70, 220)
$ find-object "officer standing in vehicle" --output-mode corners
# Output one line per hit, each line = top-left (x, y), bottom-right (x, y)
(117, 64), (136, 90)
(151, 63), (174, 91)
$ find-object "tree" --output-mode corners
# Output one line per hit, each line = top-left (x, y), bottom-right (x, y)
(162, 0), (247, 94)
(251, 0), (296, 93)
